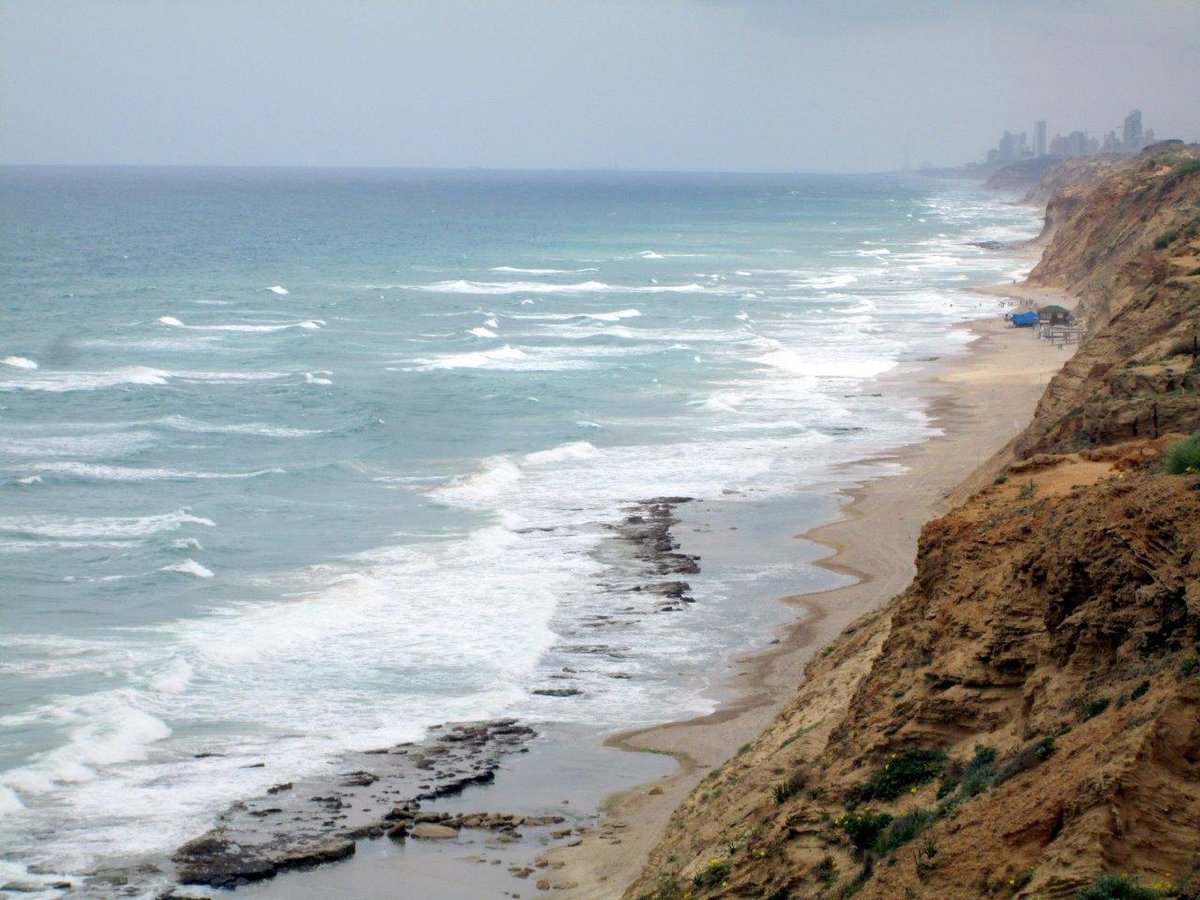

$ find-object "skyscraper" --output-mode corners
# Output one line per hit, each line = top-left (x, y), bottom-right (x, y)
(1123, 110), (1143, 150)
(1034, 120), (1047, 157)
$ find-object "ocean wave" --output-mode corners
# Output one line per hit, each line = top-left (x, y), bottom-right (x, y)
(420, 345), (528, 370)
(0, 364), (287, 392)
(588, 308), (641, 321)
(1, 692), (172, 794)
(691, 392), (744, 414)
(0, 366), (169, 393)
(468, 327), (497, 338)
(151, 415), (324, 438)
(0, 509), (214, 540)
(490, 266), (598, 275)
(0, 430), (158, 458)
(263, 285), (289, 295)
(2, 356), (39, 370)
(414, 279), (612, 295)
(158, 315), (323, 332)
(431, 441), (599, 506)
(413, 279), (707, 296)
(28, 462), (284, 482)
(159, 559), (214, 579)
(508, 308), (641, 323)
(524, 441), (598, 466)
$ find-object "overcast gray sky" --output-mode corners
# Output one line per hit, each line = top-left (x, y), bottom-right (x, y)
(1, 0), (1197, 172)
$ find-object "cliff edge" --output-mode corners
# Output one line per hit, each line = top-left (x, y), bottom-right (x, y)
(629, 145), (1200, 900)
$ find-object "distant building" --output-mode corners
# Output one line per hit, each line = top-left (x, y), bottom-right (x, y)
(1049, 130), (1099, 159)
(1034, 120), (1047, 157)
(1123, 109), (1144, 150)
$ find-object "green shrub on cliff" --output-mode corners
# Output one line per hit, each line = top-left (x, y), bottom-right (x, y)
(691, 857), (731, 889)
(1074, 873), (1166, 899)
(836, 810), (893, 852)
(773, 770), (807, 804)
(853, 748), (946, 801)
(1164, 431), (1200, 474)
(873, 808), (938, 856)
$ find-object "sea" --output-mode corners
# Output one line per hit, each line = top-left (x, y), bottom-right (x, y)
(0, 167), (1040, 891)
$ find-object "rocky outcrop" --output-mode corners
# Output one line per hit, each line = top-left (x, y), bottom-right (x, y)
(629, 145), (1200, 899)
(172, 719), (535, 888)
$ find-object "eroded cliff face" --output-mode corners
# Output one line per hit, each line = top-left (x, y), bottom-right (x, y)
(629, 146), (1200, 900)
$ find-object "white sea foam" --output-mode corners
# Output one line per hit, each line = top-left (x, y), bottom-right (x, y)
(468, 327), (497, 338)
(693, 392), (744, 413)
(0, 785), (24, 814)
(752, 348), (898, 379)
(160, 559), (214, 579)
(265, 285), (289, 295)
(146, 658), (194, 694)
(304, 371), (333, 385)
(2, 356), (39, 370)
(422, 345), (528, 370)
(14, 475), (42, 486)
(0, 510), (214, 540)
(637, 250), (664, 259)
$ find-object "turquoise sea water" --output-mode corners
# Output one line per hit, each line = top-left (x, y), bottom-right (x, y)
(0, 168), (1039, 887)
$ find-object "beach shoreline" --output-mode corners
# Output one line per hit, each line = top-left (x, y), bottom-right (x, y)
(543, 278), (1081, 898)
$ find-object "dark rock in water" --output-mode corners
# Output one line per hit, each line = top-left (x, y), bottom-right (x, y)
(170, 719), (535, 889)
(410, 823), (459, 840)
(969, 239), (1009, 251)
(532, 687), (581, 697)
(607, 498), (701, 582)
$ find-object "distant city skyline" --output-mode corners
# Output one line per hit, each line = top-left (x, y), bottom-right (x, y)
(1, 1), (1198, 173)
(980, 109), (1157, 170)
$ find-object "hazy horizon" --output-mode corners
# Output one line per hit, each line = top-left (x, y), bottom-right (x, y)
(2, 0), (1198, 174)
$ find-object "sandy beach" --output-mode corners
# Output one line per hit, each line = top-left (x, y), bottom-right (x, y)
(545, 280), (1081, 898)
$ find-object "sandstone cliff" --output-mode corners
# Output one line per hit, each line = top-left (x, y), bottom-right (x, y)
(629, 145), (1200, 900)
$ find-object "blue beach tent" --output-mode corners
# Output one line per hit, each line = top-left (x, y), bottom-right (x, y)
(1011, 311), (1039, 328)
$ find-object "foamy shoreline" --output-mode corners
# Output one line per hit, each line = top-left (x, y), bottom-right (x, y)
(222, 272), (1079, 900)
(542, 275), (1081, 897)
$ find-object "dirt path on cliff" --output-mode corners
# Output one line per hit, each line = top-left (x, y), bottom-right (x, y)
(543, 283), (1081, 899)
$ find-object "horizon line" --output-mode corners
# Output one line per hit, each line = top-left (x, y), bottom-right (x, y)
(0, 161), (919, 179)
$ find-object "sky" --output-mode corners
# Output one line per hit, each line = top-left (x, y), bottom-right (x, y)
(1, 0), (1197, 173)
